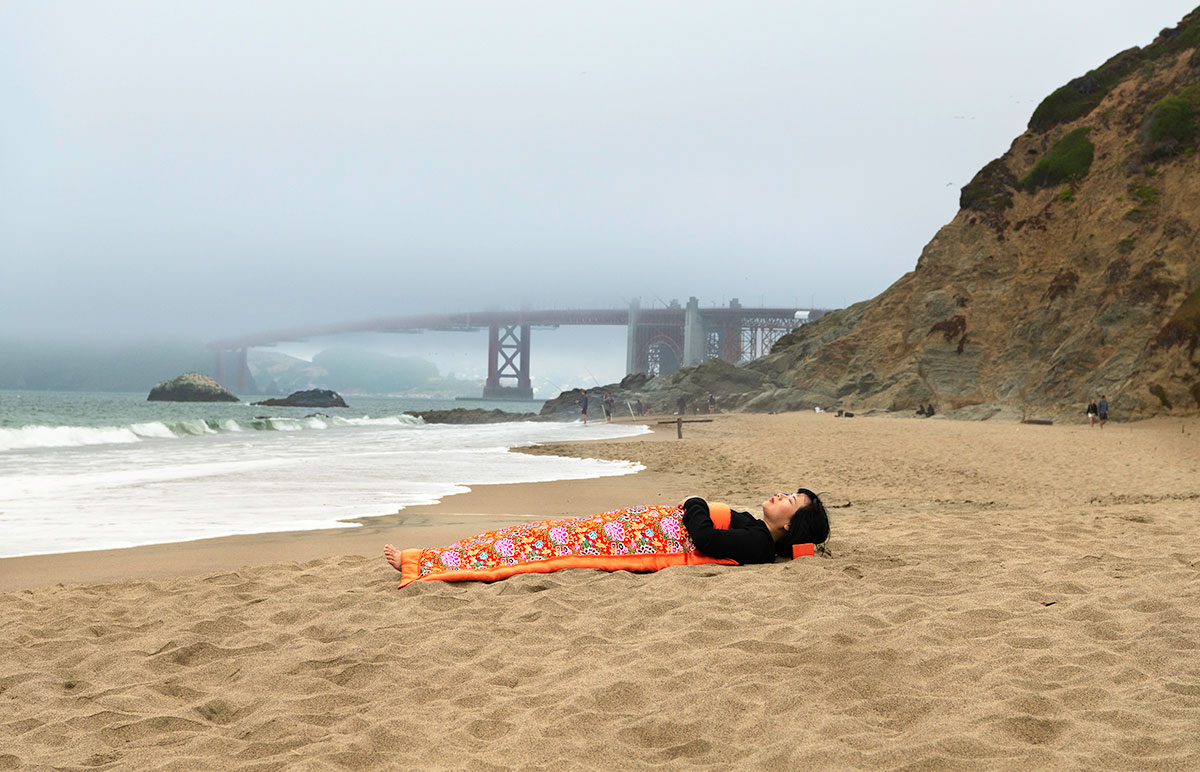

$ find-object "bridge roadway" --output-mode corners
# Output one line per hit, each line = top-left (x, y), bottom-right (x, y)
(208, 300), (808, 397)
(211, 308), (655, 349)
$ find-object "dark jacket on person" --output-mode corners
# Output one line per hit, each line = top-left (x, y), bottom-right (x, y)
(681, 496), (776, 565)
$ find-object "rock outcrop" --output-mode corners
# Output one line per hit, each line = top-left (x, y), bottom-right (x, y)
(147, 373), (239, 402)
(640, 9), (1200, 421)
(409, 408), (543, 424)
(539, 366), (757, 418)
(253, 389), (348, 408)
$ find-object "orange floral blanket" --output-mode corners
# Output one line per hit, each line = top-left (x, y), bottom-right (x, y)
(397, 503), (737, 588)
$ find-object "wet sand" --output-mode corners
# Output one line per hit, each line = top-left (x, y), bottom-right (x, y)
(2, 412), (1198, 770)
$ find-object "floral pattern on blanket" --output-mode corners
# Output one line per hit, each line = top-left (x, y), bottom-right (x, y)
(413, 504), (693, 580)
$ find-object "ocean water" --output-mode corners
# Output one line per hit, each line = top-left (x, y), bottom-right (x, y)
(0, 391), (648, 558)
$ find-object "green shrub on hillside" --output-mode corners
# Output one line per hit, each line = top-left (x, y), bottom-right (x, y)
(1129, 185), (1160, 206)
(1019, 128), (1095, 192)
(1144, 11), (1200, 60)
(1124, 184), (1161, 221)
(1028, 49), (1142, 132)
(1176, 83), (1200, 108)
(960, 158), (1016, 212)
(1143, 95), (1197, 159)
(1027, 9), (1200, 133)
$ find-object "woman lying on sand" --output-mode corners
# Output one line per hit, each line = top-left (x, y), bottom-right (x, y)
(384, 489), (829, 587)
(678, 488), (829, 564)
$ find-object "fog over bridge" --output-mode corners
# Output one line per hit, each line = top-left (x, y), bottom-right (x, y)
(209, 298), (822, 398)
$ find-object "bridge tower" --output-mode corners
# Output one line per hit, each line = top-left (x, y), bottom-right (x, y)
(682, 296), (705, 367)
(626, 299), (685, 377)
(212, 347), (253, 394)
(484, 323), (533, 399)
(625, 298), (640, 376)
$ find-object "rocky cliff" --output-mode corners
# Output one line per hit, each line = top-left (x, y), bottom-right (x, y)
(666, 8), (1200, 421)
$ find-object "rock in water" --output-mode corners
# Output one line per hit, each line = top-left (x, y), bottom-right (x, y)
(410, 408), (537, 424)
(252, 389), (348, 408)
(148, 373), (240, 402)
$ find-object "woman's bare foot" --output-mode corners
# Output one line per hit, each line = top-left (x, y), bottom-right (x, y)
(384, 544), (404, 571)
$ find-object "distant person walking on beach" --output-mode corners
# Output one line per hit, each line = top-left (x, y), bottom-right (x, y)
(602, 391), (615, 423)
(579, 389), (589, 425)
(707, 392), (716, 413)
(1098, 395), (1109, 428)
(1087, 397), (1099, 427)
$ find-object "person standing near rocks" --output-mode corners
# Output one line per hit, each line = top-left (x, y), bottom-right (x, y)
(707, 392), (716, 413)
(1087, 397), (1099, 427)
(602, 391), (615, 423)
(579, 389), (589, 425)
(1098, 395), (1109, 428)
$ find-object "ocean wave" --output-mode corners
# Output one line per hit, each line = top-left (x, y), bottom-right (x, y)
(130, 422), (177, 439)
(334, 415), (418, 427)
(0, 425), (142, 451)
(0, 413), (424, 452)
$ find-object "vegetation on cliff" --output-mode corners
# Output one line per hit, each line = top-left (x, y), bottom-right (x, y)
(1019, 127), (1095, 191)
(959, 159), (1015, 213)
(1029, 49), (1143, 132)
(1029, 8), (1200, 132)
(1143, 92), (1198, 160)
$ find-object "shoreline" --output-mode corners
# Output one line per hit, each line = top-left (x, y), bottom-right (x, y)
(0, 417), (682, 592)
(3, 412), (1195, 593)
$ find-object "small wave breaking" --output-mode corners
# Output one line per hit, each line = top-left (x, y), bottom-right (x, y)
(0, 413), (424, 451)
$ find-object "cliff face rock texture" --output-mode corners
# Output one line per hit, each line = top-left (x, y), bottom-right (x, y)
(147, 373), (239, 403)
(707, 9), (1200, 421)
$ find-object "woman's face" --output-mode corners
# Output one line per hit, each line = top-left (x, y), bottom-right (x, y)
(762, 490), (811, 531)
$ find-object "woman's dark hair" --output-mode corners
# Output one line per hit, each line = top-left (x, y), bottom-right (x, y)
(776, 487), (830, 557)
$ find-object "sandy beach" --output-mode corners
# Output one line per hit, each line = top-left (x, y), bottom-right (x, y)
(2, 412), (1199, 771)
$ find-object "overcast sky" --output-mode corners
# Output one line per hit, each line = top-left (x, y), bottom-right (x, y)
(3, 0), (1197, 346)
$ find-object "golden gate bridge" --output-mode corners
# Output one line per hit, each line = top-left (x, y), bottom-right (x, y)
(208, 297), (822, 398)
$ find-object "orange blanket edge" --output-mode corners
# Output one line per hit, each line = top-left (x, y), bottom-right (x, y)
(397, 551), (738, 589)
(706, 502), (732, 530)
(398, 548), (424, 588)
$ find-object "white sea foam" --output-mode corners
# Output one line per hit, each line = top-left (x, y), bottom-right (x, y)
(336, 415), (421, 427)
(0, 417), (652, 557)
(0, 411), (422, 451)
(130, 422), (177, 439)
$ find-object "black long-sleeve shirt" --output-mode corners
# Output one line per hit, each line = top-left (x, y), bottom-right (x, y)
(681, 497), (776, 565)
